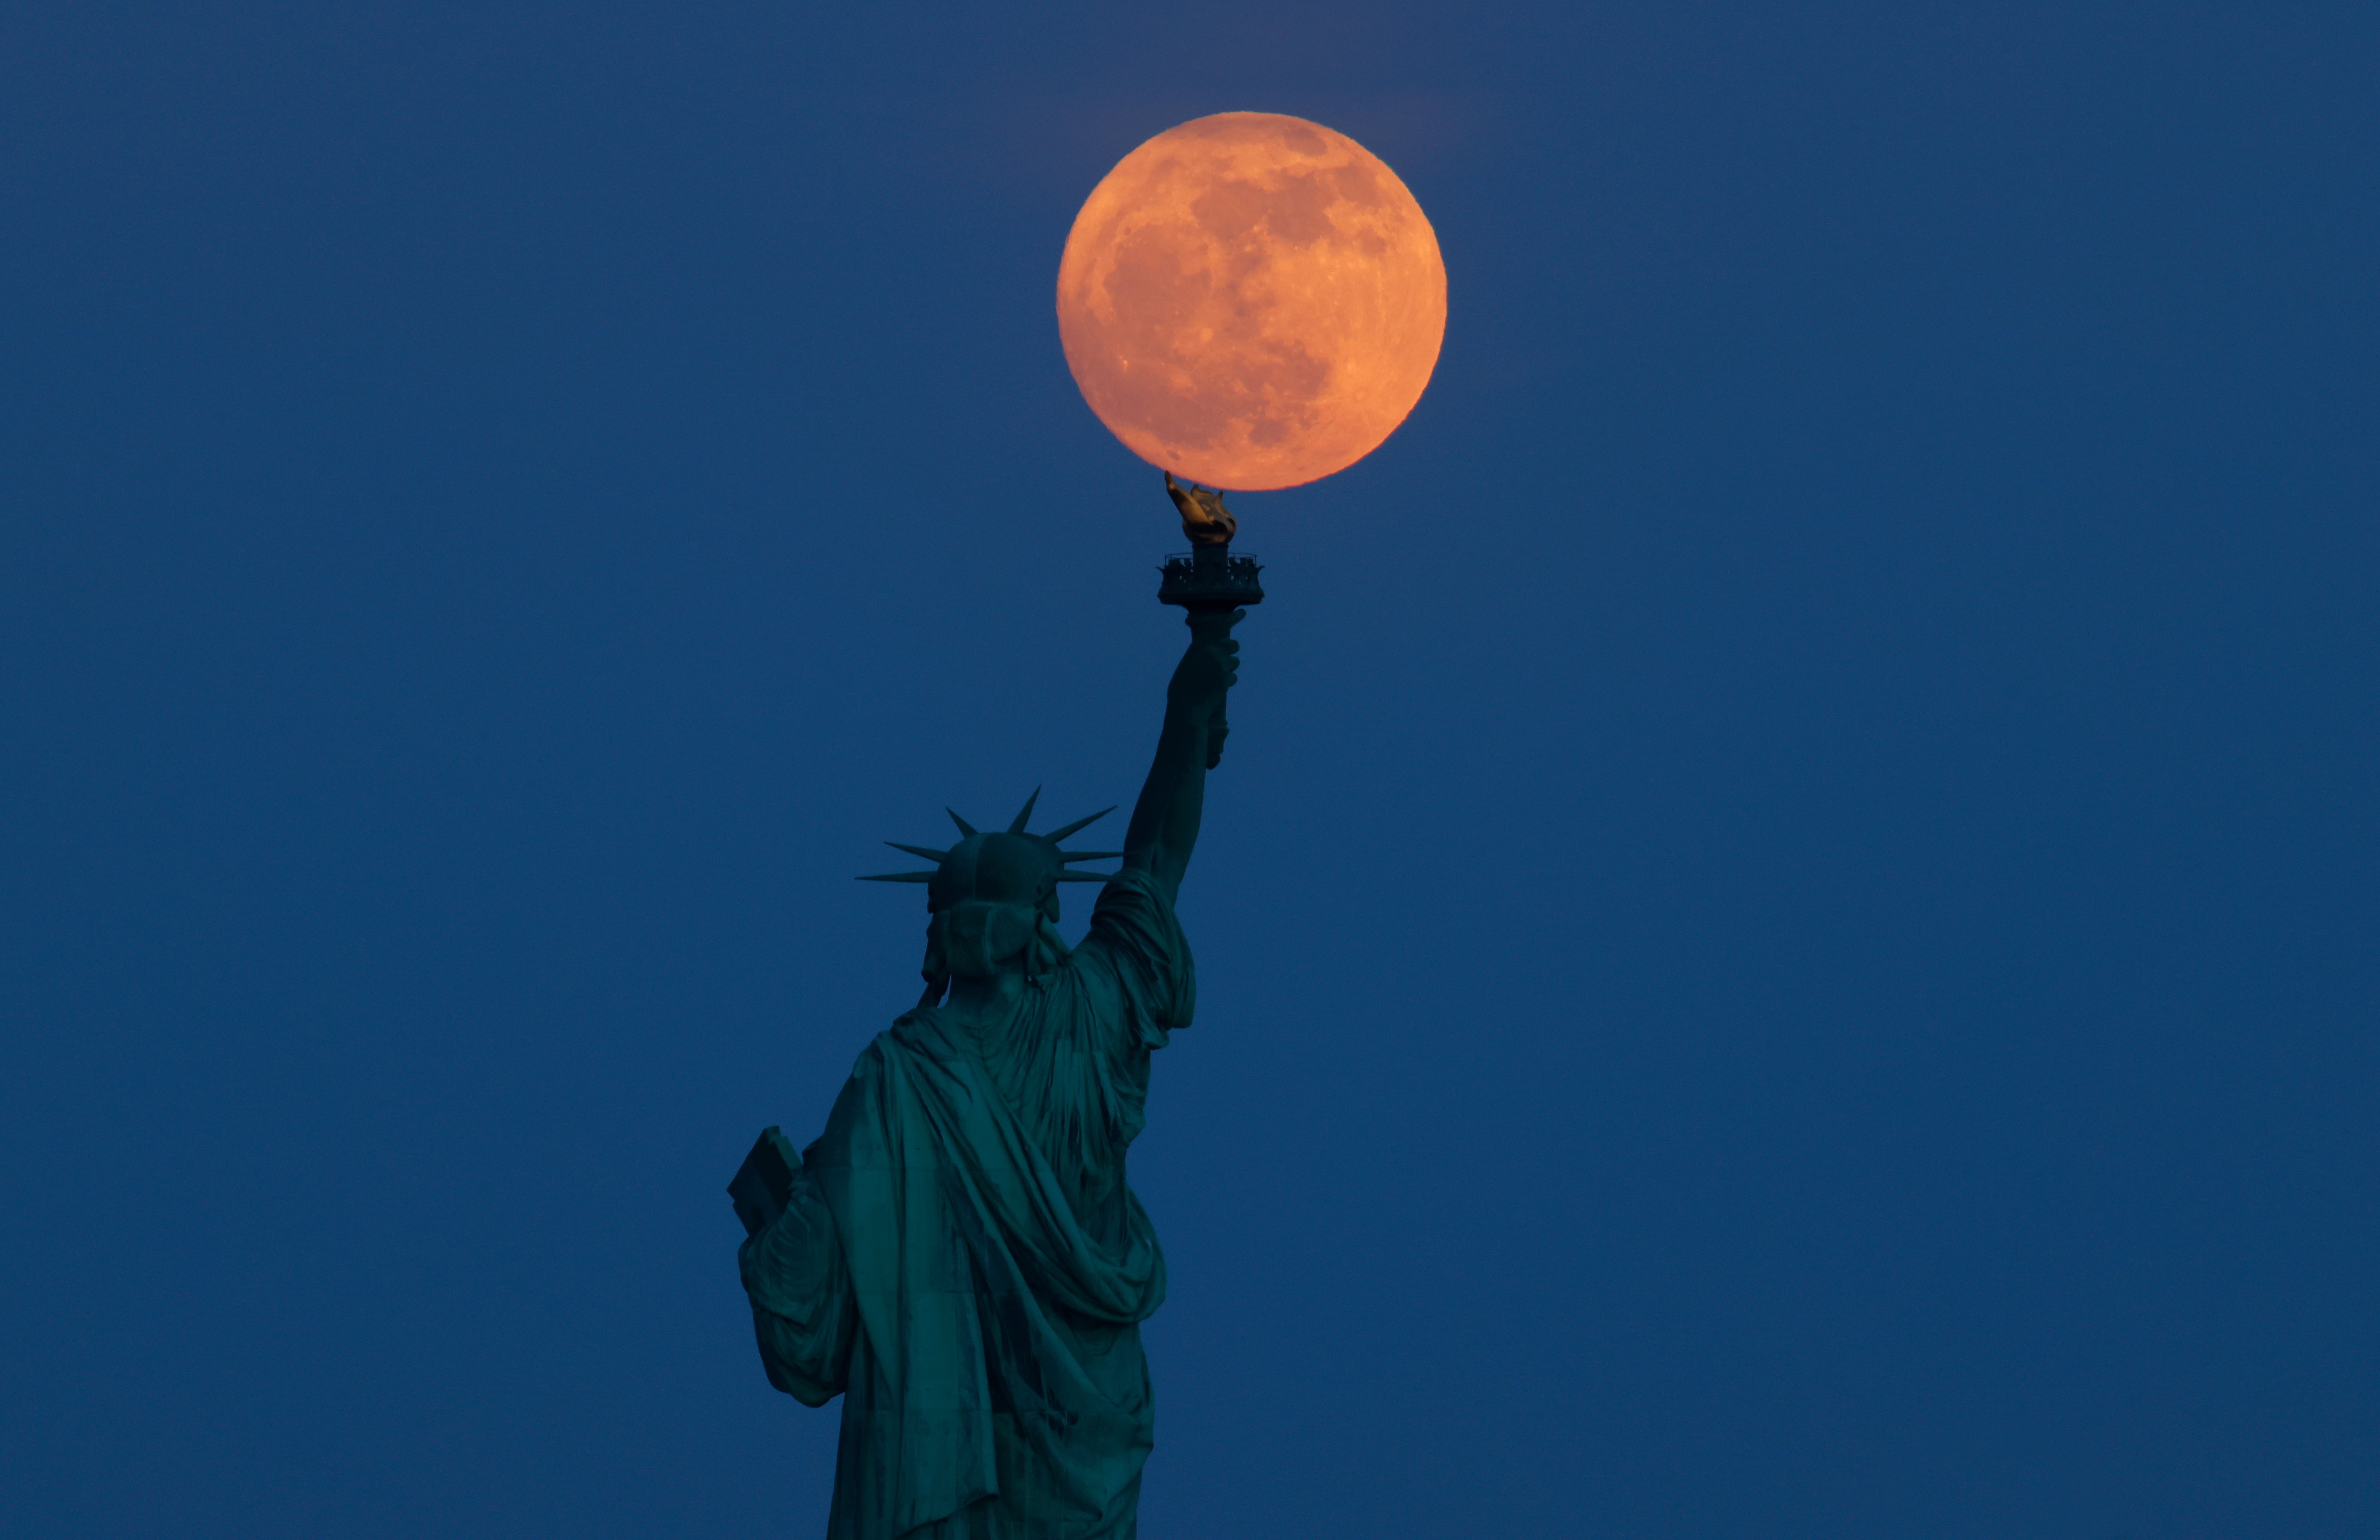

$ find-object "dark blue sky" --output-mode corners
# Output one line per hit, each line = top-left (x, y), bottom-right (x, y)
(4, 4), (2373, 1537)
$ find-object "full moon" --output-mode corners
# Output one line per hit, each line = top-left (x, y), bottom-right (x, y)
(1057, 112), (1447, 492)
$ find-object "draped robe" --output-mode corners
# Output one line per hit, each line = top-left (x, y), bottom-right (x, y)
(739, 869), (1192, 1540)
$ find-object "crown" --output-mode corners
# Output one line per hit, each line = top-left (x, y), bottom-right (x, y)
(857, 787), (1124, 895)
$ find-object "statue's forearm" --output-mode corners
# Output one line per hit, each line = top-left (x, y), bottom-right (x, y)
(1124, 703), (1211, 904)
(1123, 613), (1239, 905)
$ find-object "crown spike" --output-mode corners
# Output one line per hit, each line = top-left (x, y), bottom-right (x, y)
(885, 842), (951, 863)
(1058, 851), (1125, 863)
(947, 808), (977, 837)
(1043, 806), (1115, 843)
(1008, 787), (1042, 835)
(1054, 871), (1118, 883)
(859, 872), (939, 883)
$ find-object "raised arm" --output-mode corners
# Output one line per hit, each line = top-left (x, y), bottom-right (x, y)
(1121, 606), (1244, 908)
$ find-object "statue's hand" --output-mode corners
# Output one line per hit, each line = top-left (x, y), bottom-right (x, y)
(1168, 608), (1243, 707)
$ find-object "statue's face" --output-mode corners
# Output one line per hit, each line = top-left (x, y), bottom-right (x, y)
(938, 899), (1037, 978)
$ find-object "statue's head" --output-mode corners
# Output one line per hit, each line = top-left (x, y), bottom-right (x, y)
(930, 832), (1057, 976)
(860, 790), (1122, 1003)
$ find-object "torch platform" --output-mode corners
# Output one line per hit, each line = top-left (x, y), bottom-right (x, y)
(1157, 548), (1265, 609)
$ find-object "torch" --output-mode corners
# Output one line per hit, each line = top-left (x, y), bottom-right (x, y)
(1158, 471), (1266, 612)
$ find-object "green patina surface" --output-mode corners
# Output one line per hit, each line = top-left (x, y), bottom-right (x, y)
(734, 494), (1248, 1538)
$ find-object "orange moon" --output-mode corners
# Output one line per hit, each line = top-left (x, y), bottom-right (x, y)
(1056, 112), (1447, 492)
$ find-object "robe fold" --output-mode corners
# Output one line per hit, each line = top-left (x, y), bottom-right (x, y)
(741, 868), (1192, 1540)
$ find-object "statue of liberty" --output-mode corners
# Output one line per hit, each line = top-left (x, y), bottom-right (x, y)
(731, 497), (1251, 1538)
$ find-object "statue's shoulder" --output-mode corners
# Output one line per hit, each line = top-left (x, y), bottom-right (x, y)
(813, 1018), (941, 1154)
(825, 1023), (916, 1103)
(1085, 866), (1177, 927)
(1082, 867), (1189, 959)
(879, 1007), (966, 1065)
